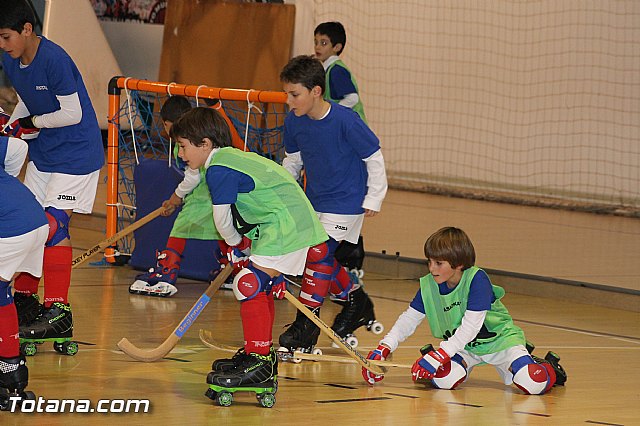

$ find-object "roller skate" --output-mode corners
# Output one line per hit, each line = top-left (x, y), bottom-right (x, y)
(19, 302), (78, 356)
(205, 350), (278, 408)
(211, 347), (249, 372)
(0, 355), (35, 411)
(277, 307), (323, 363)
(129, 249), (180, 297)
(331, 287), (384, 348)
(13, 293), (42, 327)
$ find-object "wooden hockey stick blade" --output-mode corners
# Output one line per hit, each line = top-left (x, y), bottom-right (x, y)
(282, 290), (385, 375)
(72, 206), (165, 268)
(199, 329), (238, 352)
(117, 266), (232, 362)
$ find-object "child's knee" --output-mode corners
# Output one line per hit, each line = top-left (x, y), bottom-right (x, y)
(431, 354), (467, 390)
(511, 355), (553, 395)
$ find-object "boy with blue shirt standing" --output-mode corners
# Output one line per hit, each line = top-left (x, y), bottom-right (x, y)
(0, 133), (46, 403)
(278, 55), (387, 353)
(0, 0), (104, 343)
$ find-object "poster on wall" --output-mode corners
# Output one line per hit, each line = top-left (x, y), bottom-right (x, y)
(90, 0), (166, 24)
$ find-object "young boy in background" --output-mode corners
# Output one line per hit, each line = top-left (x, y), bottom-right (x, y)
(363, 226), (567, 395)
(129, 96), (231, 297)
(0, 0), (104, 345)
(278, 55), (387, 352)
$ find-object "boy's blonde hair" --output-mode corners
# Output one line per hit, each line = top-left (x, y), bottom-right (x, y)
(424, 227), (476, 270)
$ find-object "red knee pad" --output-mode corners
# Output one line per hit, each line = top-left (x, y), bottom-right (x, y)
(431, 356), (467, 390)
(513, 363), (553, 395)
(306, 242), (330, 263)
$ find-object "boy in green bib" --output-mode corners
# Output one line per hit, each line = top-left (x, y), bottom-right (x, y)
(362, 227), (566, 395)
(170, 107), (328, 394)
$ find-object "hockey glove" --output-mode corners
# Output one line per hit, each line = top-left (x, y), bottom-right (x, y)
(411, 347), (450, 381)
(362, 344), (391, 385)
(2, 116), (40, 140)
(226, 236), (251, 273)
(271, 274), (286, 300)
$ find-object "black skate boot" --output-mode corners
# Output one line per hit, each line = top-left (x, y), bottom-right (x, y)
(211, 347), (249, 372)
(205, 350), (278, 408)
(277, 307), (322, 360)
(0, 355), (35, 411)
(543, 351), (567, 386)
(330, 287), (384, 348)
(13, 293), (42, 327)
(19, 302), (77, 356)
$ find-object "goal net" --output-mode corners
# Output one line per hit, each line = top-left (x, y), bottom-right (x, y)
(313, 1), (639, 215)
(105, 77), (288, 262)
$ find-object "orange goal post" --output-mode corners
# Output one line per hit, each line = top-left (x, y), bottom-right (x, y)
(105, 77), (288, 263)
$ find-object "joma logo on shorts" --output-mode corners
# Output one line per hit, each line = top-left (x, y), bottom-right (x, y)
(57, 194), (76, 201)
(334, 225), (347, 231)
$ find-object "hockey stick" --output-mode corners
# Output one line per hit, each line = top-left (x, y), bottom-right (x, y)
(282, 290), (385, 375)
(199, 329), (409, 369)
(117, 266), (232, 362)
(71, 206), (165, 268)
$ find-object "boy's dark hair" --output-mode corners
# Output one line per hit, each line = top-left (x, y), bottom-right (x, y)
(160, 95), (192, 123)
(170, 107), (231, 149)
(424, 227), (476, 270)
(314, 21), (346, 55)
(0, 0), (35, 32)
(280, 55), (325, 94)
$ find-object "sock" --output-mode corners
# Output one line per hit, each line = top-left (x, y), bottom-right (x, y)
(43, 246), (73, 307)
(240, 292), (272, 355)
(267, 291), (275, 326)
(13, 272), (40, 296)
(165, 237), (186, 254)
(0, 303), (20, 358)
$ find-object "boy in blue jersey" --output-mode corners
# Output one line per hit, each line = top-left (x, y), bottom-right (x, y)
(0, 136), (46, 403)
(170, 107), (328, 395)
(0, 1), (104, 342)
(278, 55), (388, 353)
(362, 227), (567, 395)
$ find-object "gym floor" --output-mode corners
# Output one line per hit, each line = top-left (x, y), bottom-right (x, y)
(6, 190), (638, 424)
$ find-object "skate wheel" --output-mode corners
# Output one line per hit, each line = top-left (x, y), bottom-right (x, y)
(21, 342), (37, 356)
(64, 341), (79, 356)
(23, 391), (35, 401)
(291, 356), (302, 364)
(259, 392), (276, 408)
(216, 391), (233, 407)
(370, 321), (384, 335)
(311, 348), (323, 356)
(345, 335), (358, 348)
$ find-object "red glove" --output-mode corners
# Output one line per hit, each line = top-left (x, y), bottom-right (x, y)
(2, 116), (40, 140)
(226, 236), (251, 273)
(362, 344), (391, 385)
(270, 274), (286, 300)
(411, 347), (450, 381)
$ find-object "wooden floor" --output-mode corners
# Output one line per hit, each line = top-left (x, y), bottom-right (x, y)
(6, 194), (639, 425)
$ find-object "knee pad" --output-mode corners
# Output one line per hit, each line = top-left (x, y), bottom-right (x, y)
(45, 207), (70, 247)
(512, 355), (552, 395)
(0, 280), (12, 306)
(431, 354), (467, 390)
(306, 238), (338, 264)
(334, 235), (365, 270)
(232, 265), (270, 302)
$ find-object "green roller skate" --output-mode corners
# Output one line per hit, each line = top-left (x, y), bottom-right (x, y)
(19, 302), (78, 356)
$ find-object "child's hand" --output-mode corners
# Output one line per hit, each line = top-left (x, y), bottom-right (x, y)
(364, 209), (378, 218)
(411, 347), (450, 381)
(270, 275), (287, 299)
(161, 194), (183, 216)
(2, 116), (40, 140)
(226, 236), (251, 273)
(362, 344), (390, 384)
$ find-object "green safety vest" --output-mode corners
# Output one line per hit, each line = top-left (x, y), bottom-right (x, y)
(206, 148), (327, 256)
(420, 266), (526, 356)
(325, 59), (367, 124)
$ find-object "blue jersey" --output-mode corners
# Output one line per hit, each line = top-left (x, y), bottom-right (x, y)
(327, 64), (358, 101)
(283, 103), (380, 214)
(2, 37), (104, 175)
(410, 269), (495, 314)
(0, 166), (47, 238)
(0, 136), (7, 169)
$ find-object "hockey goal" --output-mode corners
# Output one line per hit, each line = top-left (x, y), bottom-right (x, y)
(105, 77), (288, 263)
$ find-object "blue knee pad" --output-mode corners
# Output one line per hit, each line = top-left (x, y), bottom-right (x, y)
(510, 354), (535, 375)
(0, 280), (13, 306)
(45, 207), (70, 247)
(232, 265), (271, 302)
